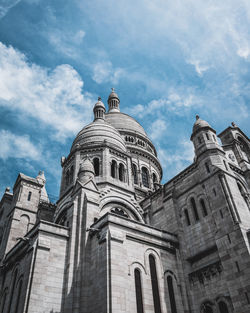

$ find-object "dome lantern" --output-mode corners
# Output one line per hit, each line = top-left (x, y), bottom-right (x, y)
(108, 88), (120, 113)
(93, 97), (106, 121)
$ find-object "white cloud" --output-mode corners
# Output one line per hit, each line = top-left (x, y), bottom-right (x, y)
(237, 46), (250, 59)
(0, 130), (40, 160)
(149, 119), (167, 141)
(188, 59), (209, 76)
(47, 28), (86, 58)
(92, 61), (125, 84)
(0, 42), (95, 140)
(158, 139), (194, 180)
(129, 88), (200, 118)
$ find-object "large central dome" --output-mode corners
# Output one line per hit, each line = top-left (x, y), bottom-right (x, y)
(105, 112), (148, 138)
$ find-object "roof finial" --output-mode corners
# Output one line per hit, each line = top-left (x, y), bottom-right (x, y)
(196, 115), (200, 120)
(98, 96), (102, 101)
(111, 87), (115, 92)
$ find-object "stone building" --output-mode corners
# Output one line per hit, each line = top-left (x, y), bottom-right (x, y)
(0, 89), (249, 313)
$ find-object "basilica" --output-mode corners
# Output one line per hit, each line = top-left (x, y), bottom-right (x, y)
(0, 89), (250, 313)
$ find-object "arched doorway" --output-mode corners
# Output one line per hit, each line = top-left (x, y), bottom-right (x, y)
(218, 301), (229, 313)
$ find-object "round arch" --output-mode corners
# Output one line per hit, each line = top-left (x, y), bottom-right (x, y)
(99, 197), (144, 222)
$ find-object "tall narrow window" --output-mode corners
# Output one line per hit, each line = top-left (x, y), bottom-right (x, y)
(14, 279), (23, 313)
(206, 133), (210, 140)
(200, 199), (208, 216)
(69, 166), (74, 183)
(205, 162), (210, 173)
(198, 137), (201, 144)
(119, 163), (125, 182)
(218, 301), (229, 313)
(191, 198), (199, 221)
(93, 158), (100, 176)
(149, 255), (162, 313)
(27, 191), (32, 201)
(184, 209), (191, 226)
(153, 173), (157, 184)
(111, 160), (117, 178)
(142, 167), (149, 188)
(167, 276), (177, 313)
(134, 269), (144, 313)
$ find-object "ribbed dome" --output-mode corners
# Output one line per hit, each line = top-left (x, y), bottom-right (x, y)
(71, 121), (127, 152)
(108, 90), (119, 100)
(94, 97), (105, 109)
(192, 115), (211, 133)
(105, 112), (148, 138)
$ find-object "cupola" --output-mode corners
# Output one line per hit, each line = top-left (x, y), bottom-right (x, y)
(108, 88), (120, 112)
(93, 97), (106, 121)
(191, 115), (222, 158)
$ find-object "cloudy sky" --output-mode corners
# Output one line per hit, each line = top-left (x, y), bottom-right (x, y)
(0, 0), (249, 199)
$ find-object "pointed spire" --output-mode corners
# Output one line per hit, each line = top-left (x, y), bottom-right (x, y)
(93, 97), (106, 121)
(108, 88), (120, 112)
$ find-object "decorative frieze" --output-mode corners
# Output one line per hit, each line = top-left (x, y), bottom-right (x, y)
(189, 261), (223, 286)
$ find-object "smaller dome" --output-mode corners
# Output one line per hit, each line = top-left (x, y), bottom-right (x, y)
(79, 158), (95, 174)
(192, 115), (211, 133)
(94, 97), (105, 109)
(108, 88), (119, 101)
(71, 121), (127, 152)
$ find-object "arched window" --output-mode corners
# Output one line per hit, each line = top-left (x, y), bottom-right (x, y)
(198, 137), (202, 144)
(167, 276), (177, 313)
(134, 269), (144, 313)
(0, 289), (8, 313)
(237, 182), (250, 209)
(191, 198), (199, 221)
(27, 191), (32, 201)
(218, 301), (229, 313)
(184, 209), (191, 226)
(20, 214), (30, 233)
(93, 158), (100, 176)
(149, 255), (162, 313)
(200, 199), (208, 216)
(111, 160), (117, 178)
(206, 133), (210, 140)
(238, 137), (250, 161)
(119, 163), (125, 182)
(141, 167), (149, 188)
(14, 279), (23, 313)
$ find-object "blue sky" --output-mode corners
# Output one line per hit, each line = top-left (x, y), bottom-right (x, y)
(0, 0), (249, 199)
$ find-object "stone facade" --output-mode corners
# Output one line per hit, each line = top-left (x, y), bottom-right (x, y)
(0, 91), (249, 313)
